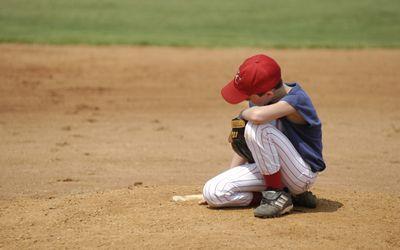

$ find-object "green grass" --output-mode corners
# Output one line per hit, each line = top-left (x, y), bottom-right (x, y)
(0, 0), (399, 48)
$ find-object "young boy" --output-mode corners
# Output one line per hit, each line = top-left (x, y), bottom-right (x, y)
(201, 54), (326, 218)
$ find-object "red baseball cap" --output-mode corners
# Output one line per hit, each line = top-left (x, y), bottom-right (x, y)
(221, 54), (281, 104)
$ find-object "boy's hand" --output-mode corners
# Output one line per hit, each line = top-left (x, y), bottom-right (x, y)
(198, 199), (208, 205)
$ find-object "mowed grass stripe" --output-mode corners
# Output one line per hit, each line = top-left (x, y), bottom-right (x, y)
(0, 0), (399, 48)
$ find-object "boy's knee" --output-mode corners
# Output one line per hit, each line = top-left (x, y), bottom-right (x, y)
(245, 122), (275, 143)
(202, 179), (233, 207)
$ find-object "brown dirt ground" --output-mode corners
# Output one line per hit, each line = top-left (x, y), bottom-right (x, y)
(0, 44), (399, 249)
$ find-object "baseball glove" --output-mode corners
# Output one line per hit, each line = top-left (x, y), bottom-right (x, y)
(229, 117), (255, 163)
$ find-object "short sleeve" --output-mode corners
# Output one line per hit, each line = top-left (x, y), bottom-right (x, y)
(281, 91), (320, 127)
(281, 92), (301, 108)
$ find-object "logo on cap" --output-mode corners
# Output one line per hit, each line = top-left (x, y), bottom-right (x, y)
(234, 71), (242, 86)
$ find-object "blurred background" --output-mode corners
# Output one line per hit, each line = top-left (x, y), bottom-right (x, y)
(1, 0), (399, 48)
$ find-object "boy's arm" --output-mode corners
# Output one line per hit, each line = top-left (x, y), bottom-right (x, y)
(229, 151), (247, 168)
(241, 101), (295, 124)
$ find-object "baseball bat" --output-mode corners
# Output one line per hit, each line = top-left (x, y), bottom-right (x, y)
(172, 194), (203, 202)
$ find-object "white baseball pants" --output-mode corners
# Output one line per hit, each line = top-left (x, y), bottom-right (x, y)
(203, 122), (317, 207)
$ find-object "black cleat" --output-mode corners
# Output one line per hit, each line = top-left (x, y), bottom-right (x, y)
(292, 191), (317, 208)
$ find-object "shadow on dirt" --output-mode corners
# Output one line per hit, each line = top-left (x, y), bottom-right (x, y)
(206, 198), (343, 214)
(293, 198), (343, 214)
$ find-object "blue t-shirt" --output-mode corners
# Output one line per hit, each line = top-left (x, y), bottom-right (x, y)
(277, 83), (326, 172)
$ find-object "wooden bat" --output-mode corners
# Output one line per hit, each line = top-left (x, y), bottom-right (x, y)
(172, 194), (203, 202)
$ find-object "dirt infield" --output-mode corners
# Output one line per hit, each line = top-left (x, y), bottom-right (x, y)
(0, 45), (399, 249)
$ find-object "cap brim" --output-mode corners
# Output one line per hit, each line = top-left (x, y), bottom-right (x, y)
(221, 80), (249, 104)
